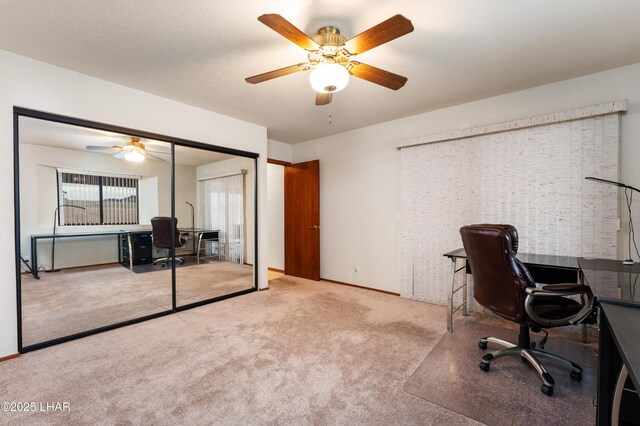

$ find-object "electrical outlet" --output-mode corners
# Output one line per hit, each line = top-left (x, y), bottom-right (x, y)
(353, 265), (359, 273)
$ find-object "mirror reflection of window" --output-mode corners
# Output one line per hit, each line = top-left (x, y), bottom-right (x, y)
(18, 115), (172, 349)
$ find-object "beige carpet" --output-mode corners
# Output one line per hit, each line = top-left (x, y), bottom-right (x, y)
(21, 261), (253, 346)
(405, 315), (597, 426)
(2, 276), (480, 425)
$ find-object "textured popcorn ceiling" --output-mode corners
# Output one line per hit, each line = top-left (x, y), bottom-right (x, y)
(0, 1), (639, 143)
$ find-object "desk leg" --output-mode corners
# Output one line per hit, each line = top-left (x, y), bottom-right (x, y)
(578, 270), (588, 342)
(128, 234), (133, 270)
(462, 260), (468, 316)
(31, 238), (39, 279)
(448, 258), (456, 332)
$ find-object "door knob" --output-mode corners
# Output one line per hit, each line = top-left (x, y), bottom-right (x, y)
(310, 225), (320, 229)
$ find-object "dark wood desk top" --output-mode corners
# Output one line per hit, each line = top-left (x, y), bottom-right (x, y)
(443, 248), (580, 270)
(443, 248), (640, 303)
(579, 258), (640, 304)
(578, 257), (640, 273)
(31, 230), (134, 239)
(599, 301), (640, 393)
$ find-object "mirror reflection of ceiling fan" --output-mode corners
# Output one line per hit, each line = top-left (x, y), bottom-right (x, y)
(246, 14), (414, 105)
(85, 137), (168, 162)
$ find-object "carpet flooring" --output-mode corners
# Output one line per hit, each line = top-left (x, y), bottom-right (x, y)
(1, 276), (480, 425)
(21, 261), (254, 347)
(404, 316), (597, 426)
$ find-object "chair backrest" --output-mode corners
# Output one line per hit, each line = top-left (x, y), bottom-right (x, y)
(459, 224), (536, 323)
(151, 216), (183, 249)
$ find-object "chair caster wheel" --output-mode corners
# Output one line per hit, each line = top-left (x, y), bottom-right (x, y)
(479, 361), (490, 372)
(478, 341), (487, 350)
(541, 384), (553, 397)
(570, 370), (582, 381)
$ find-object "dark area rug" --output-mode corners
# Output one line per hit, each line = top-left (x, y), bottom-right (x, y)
(131, 255), (202, 273)
(404, 316), (597, 426)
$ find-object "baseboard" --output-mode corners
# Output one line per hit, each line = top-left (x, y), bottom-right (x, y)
(259, 287), (270, 291)
(268, 267), (285, 273)
(0, 353), (19, 363)
(320, 278), (401, 296)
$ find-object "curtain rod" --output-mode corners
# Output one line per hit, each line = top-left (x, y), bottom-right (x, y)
(396, 100), (627, 150)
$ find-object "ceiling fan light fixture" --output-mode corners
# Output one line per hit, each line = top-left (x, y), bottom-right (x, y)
(124, 151), (145, 163)
(309, 63), (349, 93)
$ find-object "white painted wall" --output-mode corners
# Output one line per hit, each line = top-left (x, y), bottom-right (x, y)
(292, 62), (640, 294)
(267, 163), (285, 270)
(196, 156), (256, 264)
(0, 50), (267, 357)
(267, 139), (292, 163)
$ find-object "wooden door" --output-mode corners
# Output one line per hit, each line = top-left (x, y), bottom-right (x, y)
(284, 160), (320, 280)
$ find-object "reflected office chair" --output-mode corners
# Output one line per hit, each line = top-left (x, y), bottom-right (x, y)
(151, 216), (189, 267)
(459, 224), (594, 397)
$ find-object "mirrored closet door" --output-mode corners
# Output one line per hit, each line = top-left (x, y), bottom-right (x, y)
(15, 110), (258, 351)
(17, 115), (174, 348)
(174, 144), (256, 307)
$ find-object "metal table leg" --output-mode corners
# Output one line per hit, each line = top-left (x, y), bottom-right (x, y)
(448, 257), (468, 332)
(448, 258), (456, 332)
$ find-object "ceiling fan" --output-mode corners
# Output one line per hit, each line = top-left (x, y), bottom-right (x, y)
(246, 14), (414, 105)
(85, 137), (167, 162)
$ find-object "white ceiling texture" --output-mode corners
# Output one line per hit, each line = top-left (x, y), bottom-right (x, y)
(1, 0), (640, 143)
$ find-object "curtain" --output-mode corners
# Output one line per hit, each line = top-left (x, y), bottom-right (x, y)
(201, 174), (245, 264)
(399, 113), (620, 306)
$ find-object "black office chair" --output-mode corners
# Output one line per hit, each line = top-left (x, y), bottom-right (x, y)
(151, 216), (189, 267)
(460, 224), (595, 396)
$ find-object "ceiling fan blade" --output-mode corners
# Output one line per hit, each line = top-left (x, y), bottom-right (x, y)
(113, 152), (127, 159)
(144, 151), (167, 161)
(315, 92), (332, 106)
(258, 14), (319, 51)
(85, 145), (122, 151)
(343, 15), (414, 55)
(349, 62), (408, 90)
(246, 63), (308, 84)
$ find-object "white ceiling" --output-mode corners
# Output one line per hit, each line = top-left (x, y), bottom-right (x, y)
(2, 0), (640, 143)
(19, 116), (235, 167)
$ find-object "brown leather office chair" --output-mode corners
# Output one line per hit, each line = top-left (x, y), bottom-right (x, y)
(151, 216), (188, 266)
(459, 224), (594, 396)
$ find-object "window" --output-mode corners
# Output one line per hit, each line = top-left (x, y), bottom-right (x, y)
(57, 170), (140, 225)
(200, 171), (246, 264)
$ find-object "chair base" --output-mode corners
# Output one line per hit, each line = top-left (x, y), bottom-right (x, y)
(153, 256), (185, 267)
(478, 325), (583, 397)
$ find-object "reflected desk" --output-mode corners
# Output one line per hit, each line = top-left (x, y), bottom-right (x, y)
(178, 229), (220, 263)
(30, 231), (128, 279)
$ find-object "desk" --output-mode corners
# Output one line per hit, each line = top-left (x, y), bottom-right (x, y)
(443, 248), (581, 331)
(579, 257), (640, 306)
(596, 301), (640, 425)
(30, 231), (130, 279)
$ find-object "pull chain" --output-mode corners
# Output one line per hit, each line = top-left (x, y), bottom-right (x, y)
(328, 101), (333, 124)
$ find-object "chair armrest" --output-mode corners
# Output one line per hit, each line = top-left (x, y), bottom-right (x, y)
(541, 284), (591, 293)
(525, 285), (590, 297)
(525, 284), (594, 327)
